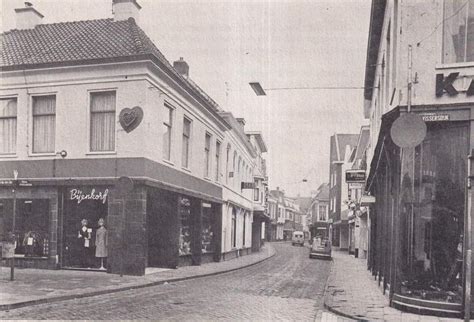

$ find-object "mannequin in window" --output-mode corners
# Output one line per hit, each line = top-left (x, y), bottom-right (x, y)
(77, 219), (92, 268)
(95, 218), (107, 270)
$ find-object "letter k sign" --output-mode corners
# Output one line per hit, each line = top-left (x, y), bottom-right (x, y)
(436, 73), (459, 97)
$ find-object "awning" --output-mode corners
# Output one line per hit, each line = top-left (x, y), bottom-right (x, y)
(366, 107), (400, 192)
(253, 210), (270, 222)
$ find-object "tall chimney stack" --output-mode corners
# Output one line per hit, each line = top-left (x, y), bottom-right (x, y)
(173, 57), (189, 77)
(15, 2), (44, 30)
(112, 0), (141, 22)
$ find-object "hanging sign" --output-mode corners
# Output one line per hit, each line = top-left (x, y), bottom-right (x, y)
(119, 106), (144, 133)
(70, 188), (109, 204)
(390, 113), (427, 148)
(241, 182), (255, 190)
(345, 170), (366, 183)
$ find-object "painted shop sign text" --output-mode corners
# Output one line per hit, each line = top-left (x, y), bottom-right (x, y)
(70, 188), (109, 204)
(421, 113), (450, 122)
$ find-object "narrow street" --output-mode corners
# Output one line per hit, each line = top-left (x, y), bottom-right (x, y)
(0, 243), (331, 320)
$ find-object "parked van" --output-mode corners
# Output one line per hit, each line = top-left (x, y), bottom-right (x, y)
(292, 231), (305, 246)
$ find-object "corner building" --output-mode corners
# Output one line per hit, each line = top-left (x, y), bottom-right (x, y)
(364, 0), (474, 316)
(0, 0), (233, 275)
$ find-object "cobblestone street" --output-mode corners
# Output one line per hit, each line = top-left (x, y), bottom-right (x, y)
(0, 243), (336, 320)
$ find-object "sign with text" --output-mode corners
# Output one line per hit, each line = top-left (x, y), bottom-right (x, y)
(70, 188), (109, 204)
(241, 182), (255, 190)
(421, 113), (450, 122)
(345, 170), (366, 183)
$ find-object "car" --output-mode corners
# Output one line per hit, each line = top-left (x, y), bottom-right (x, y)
(309, 237), (332, 259)
(291, 231), (305, 246)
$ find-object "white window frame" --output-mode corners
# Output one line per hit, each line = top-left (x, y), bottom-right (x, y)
(182, 116), (192, 169)
(163, 103), (174, 162)
(204, 132), (212, 178)
(0, 96), (18, 156)
(31, 94), (56, 155)
(88, 89), (117, 154)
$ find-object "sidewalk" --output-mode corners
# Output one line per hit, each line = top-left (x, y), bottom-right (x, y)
(323, 249), (462, 321)
(0, 244), (275, 311)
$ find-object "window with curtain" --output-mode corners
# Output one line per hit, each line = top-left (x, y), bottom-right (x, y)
(182, 117), (191, 168)
(163, 104), (173, 161)
(32, 96), (56, 153)
(215, 141), (221, 182)
(443, 0), (474, 63)
(225, 145), (231, 184)
(90, 91), (116, 152)
(204, 133), (211, 177)
(0, 98), (17, 154)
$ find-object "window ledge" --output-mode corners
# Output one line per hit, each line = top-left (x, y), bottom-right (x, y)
(86, 151), (117, 156)
(181, 167), (191, 173)
(435, 62), (474, 70)
(0, 154), (18, 159)
(162, 159), (174, 167)
(29, 153), (56, 157)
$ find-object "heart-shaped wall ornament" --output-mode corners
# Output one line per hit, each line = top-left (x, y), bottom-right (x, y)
(119, 106), (144, 133)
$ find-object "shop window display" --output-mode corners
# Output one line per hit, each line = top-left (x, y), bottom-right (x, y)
(398, 122), (468, 303)
(0, 199), (50, 257)
(63, 187), (108, 269)
(179, 197), (192, 256)
(201, 204), (214, 253)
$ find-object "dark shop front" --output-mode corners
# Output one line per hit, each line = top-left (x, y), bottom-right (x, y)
(0, 157), (224, 276)
(367, 106), (474, 317)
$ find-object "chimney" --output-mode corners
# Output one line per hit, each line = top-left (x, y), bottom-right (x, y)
(236, 118), (246, 130)
(15, 2), (44, 30)
(112, 0), (141, 22)
(173, 57), (189, 77)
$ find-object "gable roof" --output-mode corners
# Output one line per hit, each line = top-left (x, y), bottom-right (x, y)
(315, 183), (330, 201)
(1, 17), (229, 128)
(354, 126), (370, 162)
(334, 133), (359, 161)
(246, 131), (268, 153)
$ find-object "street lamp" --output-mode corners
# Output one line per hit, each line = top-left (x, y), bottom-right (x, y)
(249, 82), (267, 96)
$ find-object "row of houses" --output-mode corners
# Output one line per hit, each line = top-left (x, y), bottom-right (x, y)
(0, 0), (269, 276)
(308, 0), (474, 318)
(266, 188), (306, 241)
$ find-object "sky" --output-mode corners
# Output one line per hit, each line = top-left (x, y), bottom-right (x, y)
(1, 0), (371, 197)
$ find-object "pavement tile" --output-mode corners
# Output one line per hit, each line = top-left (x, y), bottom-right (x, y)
(323, 249), (464, 322)
(0, 244), (275, 310)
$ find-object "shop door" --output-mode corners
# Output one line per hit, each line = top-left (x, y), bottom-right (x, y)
(62, 187), (108, 269)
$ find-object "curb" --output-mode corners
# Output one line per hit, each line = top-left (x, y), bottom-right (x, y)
(322, 255), (365, 322)
(0, 247), (276, 312)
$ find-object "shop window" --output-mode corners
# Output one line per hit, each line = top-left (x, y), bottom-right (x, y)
(443, 0), (474, 63)
(4, 199), (51, 257)
(0, 98), (17, 154)
(32, 95), (56, 153)
(90, 91), (116, 152)
(179, 197), (192, 256)
(63, 187), (109, 268)
(162, 103), (173, 161)
(398, 122), (468, 304)
(182, 117), (191, 168)
(201, 203), (214, 253)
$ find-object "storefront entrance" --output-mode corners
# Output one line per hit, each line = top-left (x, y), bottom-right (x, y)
(62, 187), (109, 269)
